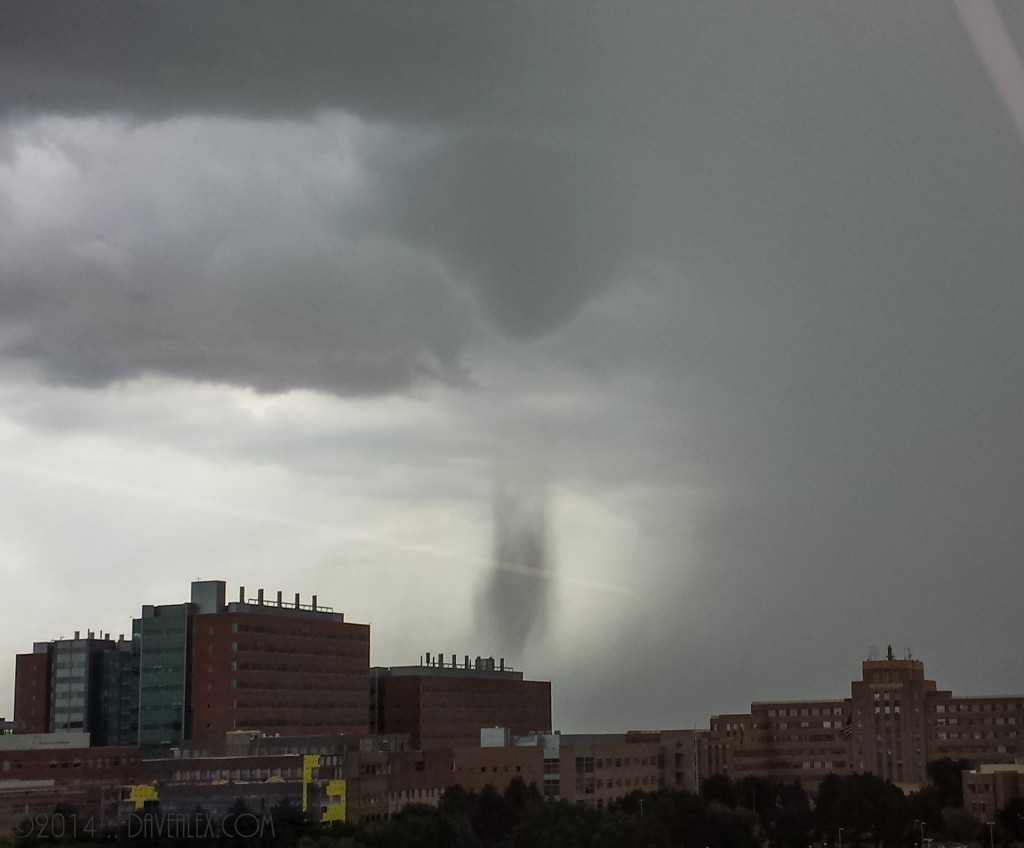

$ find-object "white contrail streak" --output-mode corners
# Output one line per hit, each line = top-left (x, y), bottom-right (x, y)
(0, 457), (632, 596)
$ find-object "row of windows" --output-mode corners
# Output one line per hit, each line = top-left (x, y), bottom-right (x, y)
(229, 645), (367, 660)
(418, 700), (551, 712)
(935, 702), (1024, 713)
(733, 753), (851, 766)
(594, 775), (657, 791)
(392, 788), (441, 802)
(229, 660), (365, 673)
(138, 681), (187, 694)
(227, 622), (366, 640)
(721, 719), (847, 734)
(722, 709), (1024, 735)
(53, 649), (90, 663)
(227, 699), (367, 712)
(935, 716), (1017, 726)
(733, 739), (848, 754)
(933, 744), (1013, 756)
(53, 668), (88, 680)
(763, 707), (844, 718)
(227, 678), (366, 693)
(935, 730), (1017, 741)
(593, 756), (659, 769)
(138, 638), (188, 653)
(756, 720), (848, 732)
(414, 701), (547, 715)
(1, 756), (128, 770)
(725, 700), (1024, 724)
(171, 765), (301, 781)
(456, 763), (526, 774)
(229, 716), (364, 728)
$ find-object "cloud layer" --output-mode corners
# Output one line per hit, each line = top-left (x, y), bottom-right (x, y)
(2, 1), (1024, 729)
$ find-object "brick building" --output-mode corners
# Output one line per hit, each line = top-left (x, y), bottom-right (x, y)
(386, 747), (455, 815)
(708, 647), (1024, 792)
(0, 741), (142, 834)
(371, 653), (551, 750)
(452, 729), (664, 809)
(13, 652), (51, 735)
(190, 584), (370, 744)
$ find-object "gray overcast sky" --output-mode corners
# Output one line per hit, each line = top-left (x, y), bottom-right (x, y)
(2, 0), (1024, 732)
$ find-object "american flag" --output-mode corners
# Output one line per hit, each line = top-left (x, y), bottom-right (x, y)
(840, 714), (854, 740)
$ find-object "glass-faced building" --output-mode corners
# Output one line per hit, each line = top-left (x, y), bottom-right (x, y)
(14, 631), (139, 746)
(135, 603), (194, 752)
(98, 637), (140, 747)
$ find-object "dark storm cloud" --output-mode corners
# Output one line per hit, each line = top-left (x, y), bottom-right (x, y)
(364, 134), (626, 338)
(0, 1), (625, 126)
(0, 117), (478, 395)
(5, 0), (1018, 350)
(3, 231), (473, 395)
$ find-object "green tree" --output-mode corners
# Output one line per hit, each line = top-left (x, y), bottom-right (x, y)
(366, 804), (464, 848)
(438, 785), (475, 821)
(466, 784), (511, 847)
(702, 774), (738, 807)
(817, 772), (909, 846)
(942, 806), (979, 843)
(997, 796), (1024, 841)
(764, 781), (814, 848)
(736, 775), (775, 817)
(614, 788), (759, 848)
(510, 801), (635, 848)
(906, 785), (943, 834)
(706, 801), (760, 848)
(502, 777), (542, 829)
(926, 758), (970, 808)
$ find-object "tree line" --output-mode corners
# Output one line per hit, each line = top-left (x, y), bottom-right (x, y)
(9, 758), (1024, 848)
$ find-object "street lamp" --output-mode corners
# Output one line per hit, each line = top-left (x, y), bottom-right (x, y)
(987, 821), (995, 848)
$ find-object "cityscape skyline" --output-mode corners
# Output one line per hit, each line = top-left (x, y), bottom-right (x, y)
(9, 576), (1024, 769)
(8, 578), (1024, 828)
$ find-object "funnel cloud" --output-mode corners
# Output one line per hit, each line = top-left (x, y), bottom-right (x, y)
(478, 467), (551, 656)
